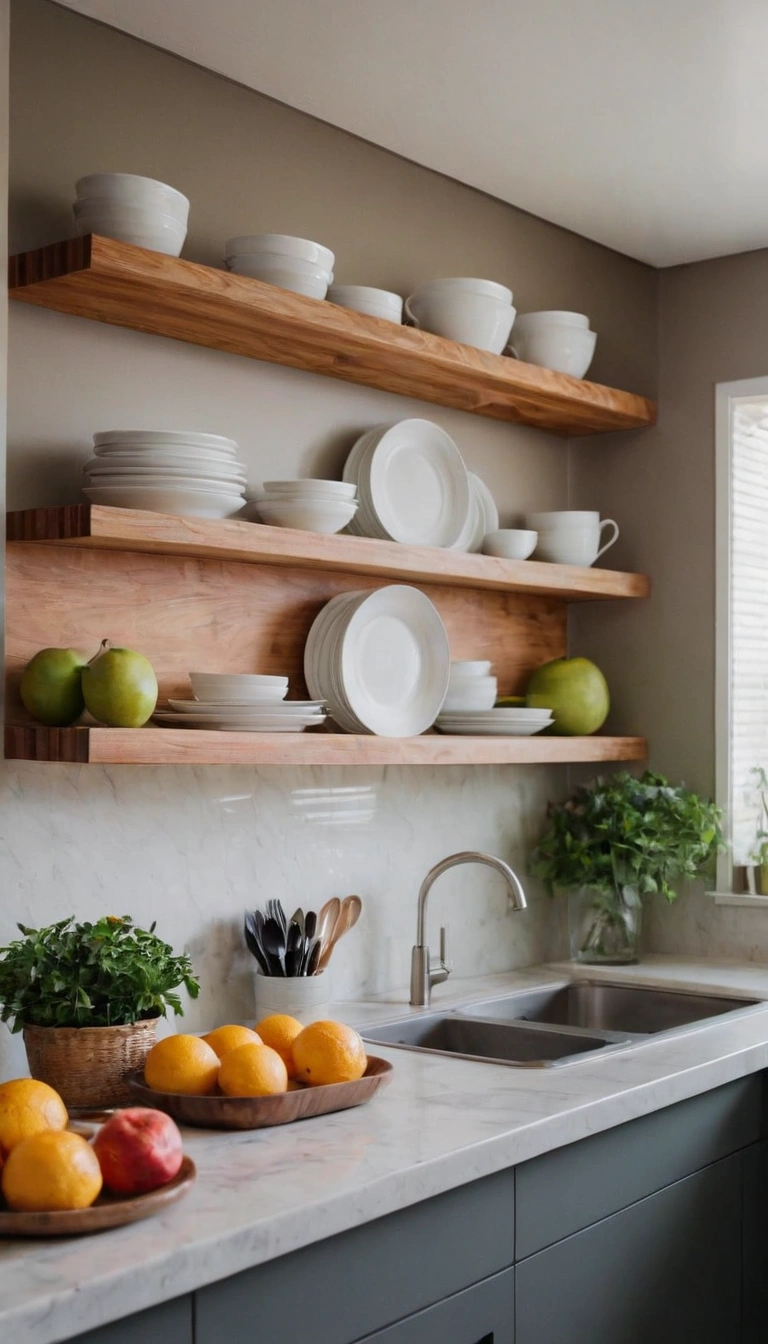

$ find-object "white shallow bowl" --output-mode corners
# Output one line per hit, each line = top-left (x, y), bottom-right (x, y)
(94, 430), (238, 450)
(254, 499), (358, 534)
(327, 285), (403, 323)
(405, 286), (515, 354)
(449, 660), (492, 677)
(514, 311), (590, 332)
(225, 234), (334, 271)
(73, 204), (186, 257)
(482, 529), (538, 560)
(76, 173), (189, 219)
(85, 459), (247, 483)
(169, 698), (322, 713)
(442, 686), (498, 713)
(83, 484), (243, 518)
(226, 256), (331, 299)
(511, 325), (597, 378)
(261, 479), (356, 500)
(190, 673), (288, 702)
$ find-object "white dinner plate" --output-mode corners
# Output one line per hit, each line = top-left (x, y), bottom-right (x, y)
(450, 473), (496, 552)
(167, 699), (324, 714)
(434, 719), (553, 736)
(472, 473), (499, 536)
(363, 420), (470, 547)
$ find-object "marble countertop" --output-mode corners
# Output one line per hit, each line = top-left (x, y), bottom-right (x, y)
(5, 955), (768, 1344)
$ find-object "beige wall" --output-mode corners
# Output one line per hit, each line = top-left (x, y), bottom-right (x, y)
(0, 0), (659, 1068)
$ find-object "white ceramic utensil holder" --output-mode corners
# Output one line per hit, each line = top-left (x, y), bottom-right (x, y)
(253, 972), (331, 1024)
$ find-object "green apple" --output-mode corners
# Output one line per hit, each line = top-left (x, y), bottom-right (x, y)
(20, 647), (87, 726)
(81, 640), (158, 728)
(526, 657), (609, 736)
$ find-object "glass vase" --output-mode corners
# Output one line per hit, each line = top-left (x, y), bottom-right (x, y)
(568, 887), (641, 965)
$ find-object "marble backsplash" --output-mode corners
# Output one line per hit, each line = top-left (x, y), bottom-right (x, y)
(0, 759), (566, 1076)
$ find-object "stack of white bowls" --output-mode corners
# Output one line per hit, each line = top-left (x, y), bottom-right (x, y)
(224, 234), (335, 299)
(441, 661), (498, 712)
(83, 431), (248, 518)
(73, 173), (189, 256)
(153, 672), (326, 733)
(404, 278), (516, 354)
(511, 312), (597, 378)
(327, 285), (403, 324)
(250, 480), (358, 534)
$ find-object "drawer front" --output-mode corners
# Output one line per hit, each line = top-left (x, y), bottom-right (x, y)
(196, 1170), (515, 1344)
(516, 1074), (762, 1258)
(516, 1154), (741, 1344)
(64, 1296), (193, 1344)
(356, 1268), (514, 1344)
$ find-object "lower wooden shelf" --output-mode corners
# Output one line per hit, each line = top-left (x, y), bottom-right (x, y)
(4, 725), (648, 766)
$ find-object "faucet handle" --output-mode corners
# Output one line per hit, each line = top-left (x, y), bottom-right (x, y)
(439, 925), (453, 972)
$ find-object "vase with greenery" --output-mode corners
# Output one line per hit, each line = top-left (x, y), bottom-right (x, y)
(747, 767), (768, 895)
(0, 915), (199, 1108)
(531, 771), (724, 964)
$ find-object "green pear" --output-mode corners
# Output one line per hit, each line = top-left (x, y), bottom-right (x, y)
(81, 639), (158, 728)
(20, 647), (87, 726)
(526, 657), (609, 736)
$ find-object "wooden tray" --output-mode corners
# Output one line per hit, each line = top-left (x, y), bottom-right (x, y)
(126, 1056), (393, 1129)
(0, 1155), (196, 1237)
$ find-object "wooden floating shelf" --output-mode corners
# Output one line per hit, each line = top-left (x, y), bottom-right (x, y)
(4, 726), (648, 767)
(6, 506), (650, 603)
(9, 236), (656, 437)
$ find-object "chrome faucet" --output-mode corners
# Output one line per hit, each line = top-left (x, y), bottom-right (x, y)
(410, 851), (528, 1007)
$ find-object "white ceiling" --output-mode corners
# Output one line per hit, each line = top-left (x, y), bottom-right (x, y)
(58, 0), (768, 267)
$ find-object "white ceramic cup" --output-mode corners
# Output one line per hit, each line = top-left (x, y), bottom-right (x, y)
(327, 285), (403, 323)
(405, 280), (516, 353)
(525, 511), (619, 566)
(509, 323), (596, 378)
(253, 972), (330, 1025)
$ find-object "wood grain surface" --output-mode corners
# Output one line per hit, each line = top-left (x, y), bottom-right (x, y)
(0, 1155), (196, 1237)
(8, 236), (657, 435)
(6, 506), (651, 602)
(125, 1057), (393, 1129)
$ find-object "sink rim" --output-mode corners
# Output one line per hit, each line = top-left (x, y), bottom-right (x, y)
(361, 1008), (632, 1069)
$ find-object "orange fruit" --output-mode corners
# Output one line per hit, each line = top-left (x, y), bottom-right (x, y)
(291, 1020), (367, 1087)
(201, 1024), (262, 1059)
(218, 1043), (288, 1097)
(144, 1034), (220, 1096)
(2, 1129), (102, 1212)
(0, 1078), (68, 1159)
(253, 1014), (303, 1073)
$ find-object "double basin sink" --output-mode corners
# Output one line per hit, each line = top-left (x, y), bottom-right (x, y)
(362, 980), (767, 1068)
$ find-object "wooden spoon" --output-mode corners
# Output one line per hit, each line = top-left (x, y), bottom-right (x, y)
(317, 895), (362, 972)
(316, 897), (341, 963)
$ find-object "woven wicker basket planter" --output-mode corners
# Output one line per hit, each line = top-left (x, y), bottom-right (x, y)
(23, 1018), (159, 1109)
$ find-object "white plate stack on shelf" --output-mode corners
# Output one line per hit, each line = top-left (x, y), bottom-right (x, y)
(304, 585), (450, 736)
(249, 480), (358, 534)
(153, 673), (326, 733)
(342, 419), (497, 552)
(435, 705), (555, 736)
(83, 431), (248, 518)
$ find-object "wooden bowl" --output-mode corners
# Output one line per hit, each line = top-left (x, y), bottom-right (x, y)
(0, 1155), (196, 1238)
(126, 1055), (393, 1129)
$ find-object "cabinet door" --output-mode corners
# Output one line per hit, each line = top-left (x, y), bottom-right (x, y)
(355, 1267), (514, 1344)
(64, 1296), (193, 1344)
(742, 1139), (768, 1344)
(515, 1154), (740, 1344)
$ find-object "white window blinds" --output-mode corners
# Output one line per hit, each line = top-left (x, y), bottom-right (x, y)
(730, 405), (768, 863)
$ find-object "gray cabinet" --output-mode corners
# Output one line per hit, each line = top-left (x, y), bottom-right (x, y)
(515, 1154), (742, 1344)
(65, 1297), (192, 1344)
(355, 1268), (514, 1344)
(743, 1137), (768, 1343)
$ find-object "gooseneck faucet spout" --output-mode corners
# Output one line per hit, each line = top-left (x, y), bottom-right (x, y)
(410, 850), (527, 1008)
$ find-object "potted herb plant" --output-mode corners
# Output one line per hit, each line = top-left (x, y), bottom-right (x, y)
(747, 768), (768, 896)
(0, 916), (199, 1108)
(531, 771), (723, 964)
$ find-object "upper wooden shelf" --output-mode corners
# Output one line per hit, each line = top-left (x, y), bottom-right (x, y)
(7, 505), (650, 603)
(9, 236), (656, 437)
(4, 725), (648, 767)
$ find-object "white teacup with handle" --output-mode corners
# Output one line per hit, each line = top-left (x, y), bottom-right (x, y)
(525, 510), (619, 567)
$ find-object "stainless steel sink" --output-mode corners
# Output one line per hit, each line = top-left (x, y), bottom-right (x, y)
(361, 981), (766, 1068)
(459, 981), (764, 1035)
(362, 1011), (627, 1068)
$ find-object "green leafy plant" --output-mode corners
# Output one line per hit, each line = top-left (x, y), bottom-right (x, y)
(531, 770), (724, 903)
(0, 916), (200, 1031)
(748, 767), (768, 867)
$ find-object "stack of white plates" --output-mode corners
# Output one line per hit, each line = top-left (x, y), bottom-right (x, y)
(342, 420), (467, 548)
(434, 707), (554, 736)
(304, 586), (450, 736)
(83, 431), (248, 518)
(154, 672), (326, 732)
(449, 473), (499, 552)
(250, 480), (358, 534)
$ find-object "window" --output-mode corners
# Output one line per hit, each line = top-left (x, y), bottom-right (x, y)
(715, 378), (768, 895)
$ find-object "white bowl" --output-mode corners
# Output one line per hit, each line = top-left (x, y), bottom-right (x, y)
(482, 529), (538, 560)
(511, 325), (597, 378)
(73, 206), (186, 257)
(405, 287), (516, 354)
(83, 484), (244, 518)
(86, 454), (246, 478)
(93, 430), (238, 450)
(260, 479), (356, 500)
(225, 251), (332, 280)
(515, 310), (590, 332)
(225, 234), (334, 271)
(76, 173), (189, 219)
(415, 277), (513, 304)
(442, 679), (498, 712)
(449, 660), (492, 678)
(327, 285), (403, 323)
(226, 256), (330, 299)
(190, 678), (288, 704)
(254, 499), (358, 534)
